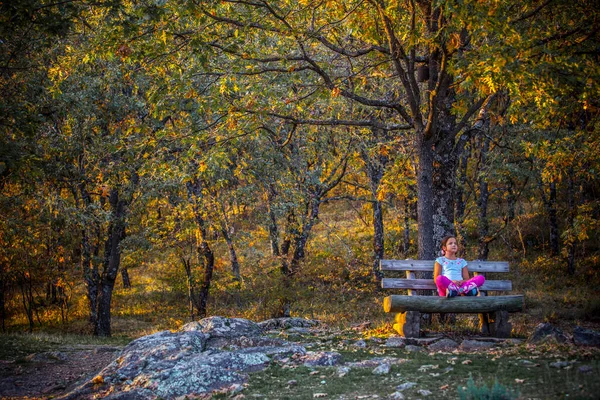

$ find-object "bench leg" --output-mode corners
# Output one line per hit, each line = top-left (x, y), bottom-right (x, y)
(394, 311), (420, 337)
(479, 313), (491, 335)
(489, 310), (512, 338)
(479, 311), (512, 337)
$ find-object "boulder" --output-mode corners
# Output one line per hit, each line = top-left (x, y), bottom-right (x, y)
(427, 338), (459, 352)
(385, 337), (406, 348)
(301, 351), (343, 367)
(527, 323), (568, 344)
(573, 326), (600, 347)
(60, 317), (307, 400)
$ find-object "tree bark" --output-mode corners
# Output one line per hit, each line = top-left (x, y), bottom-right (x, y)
(384, 294), (524, 313)
(477, 136), (491, 260)
(539, 178), (560, 256)
(96, 188), (126, 337)
(222, 228), (240, 281)
(416, 134), (436, 260)
(566, 171), (577, 275)
(186, 180), (216, 319)
(121, 268), (132, 289)
(360, 135), (388, 281)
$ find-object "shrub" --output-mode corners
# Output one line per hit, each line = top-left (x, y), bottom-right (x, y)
(458, 377), (519, 400)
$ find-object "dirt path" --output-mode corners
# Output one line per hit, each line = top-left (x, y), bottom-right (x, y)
(0, 346), (121, 399)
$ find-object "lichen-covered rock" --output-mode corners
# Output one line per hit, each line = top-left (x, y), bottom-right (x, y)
(185, 316), (264, 338)
(60, 317), (307, 400)
(301, 351), (343, 367)
(385, 337), (406, 348)
(258, 317), (320, 331)
(527, 323), (568, 344)
(573, 326), (600, 347)
(428, 338), (459, 352)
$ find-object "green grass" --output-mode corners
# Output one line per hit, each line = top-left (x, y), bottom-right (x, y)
(231, 345), (600, 400)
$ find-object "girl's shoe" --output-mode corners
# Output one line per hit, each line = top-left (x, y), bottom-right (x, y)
(464, 287), (479, 296)
(446, 288), (459, 298)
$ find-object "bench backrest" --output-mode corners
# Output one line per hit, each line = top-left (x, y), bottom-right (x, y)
(380, 259), (512, 292)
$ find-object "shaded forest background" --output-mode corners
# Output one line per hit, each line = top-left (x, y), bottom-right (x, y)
(1, 0), (599, 338)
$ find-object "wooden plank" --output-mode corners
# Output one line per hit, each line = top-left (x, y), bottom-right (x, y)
(381, 278), (512, 292)
(383, 295), (524, 313)
(380, 259), (509, 273)
(406, 271), (415, 296)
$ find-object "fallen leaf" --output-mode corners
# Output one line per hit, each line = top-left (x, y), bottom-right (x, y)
(440, 384), (449, 390)
(313, 393), (328, 398)
(91, 375), (104, 384)
(462, 360), (472, 365)
(515, 379), (525, 383)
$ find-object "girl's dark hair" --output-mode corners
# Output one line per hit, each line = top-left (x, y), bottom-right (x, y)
(440, 235), (457, 256)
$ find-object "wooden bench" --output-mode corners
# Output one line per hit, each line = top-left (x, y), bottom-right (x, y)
(380, 259), (524, 338)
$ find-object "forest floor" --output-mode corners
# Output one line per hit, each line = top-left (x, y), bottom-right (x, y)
(0, 326), (599, 399)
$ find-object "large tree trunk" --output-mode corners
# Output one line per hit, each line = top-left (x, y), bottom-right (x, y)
(477, 136), (491, 261)
(416, 134), (436, 260)
(432, 131), (458, 250)
(96, 188), (126, 337)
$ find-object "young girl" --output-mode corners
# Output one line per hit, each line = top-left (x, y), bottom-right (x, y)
(433, 236), (485, 298)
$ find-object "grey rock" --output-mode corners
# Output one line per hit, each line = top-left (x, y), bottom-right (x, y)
(353, 339), (367, 348)
(302, 351), (343, 367)
(61, 317), (308, 400)
(417, 389), (432, 396)
(527, 323), (568, 344)
(336, 366), (351, 377)
(427, 338), (459, 352)
(385, 337), (405, 348)
(579, 365), (593, 373)
(26, 351), (69, 362)
(459, 340), (496, 351)
(372, 363), (391, 375)
(396, 382), (417, 391)
(549, 361), (570, 368)
(405, 345), (422, 352)
(258, 317), (320, 331)
(405, 336), (442, 346)
(573, 326), (600, 347)
(388, 391), (405, 400)
(193, 316), (264, 338)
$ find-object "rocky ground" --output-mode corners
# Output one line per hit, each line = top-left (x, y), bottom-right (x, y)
(0, 318), (598, 399)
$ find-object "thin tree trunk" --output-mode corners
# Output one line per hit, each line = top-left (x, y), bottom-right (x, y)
(121, 268), (132, 289)
(186, 180), (216, 319)
(223, 229), (240, 281)
(566, 171), (577, 275)
(267, 185), (280, 257)
(96, 188), (126, 337)
(548, 180), (559, 256)
(181, 256), (199, 320)
(402, 199), (411, 256)
(0, 262), (6, 332)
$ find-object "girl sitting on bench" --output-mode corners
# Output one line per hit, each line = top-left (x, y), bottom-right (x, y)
(433, 236), (485, 298)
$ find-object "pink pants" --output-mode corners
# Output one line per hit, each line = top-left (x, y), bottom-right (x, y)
(435, 275), (485, 296)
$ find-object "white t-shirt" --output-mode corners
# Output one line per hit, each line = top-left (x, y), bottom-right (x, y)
(435, 256), (467, 281)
